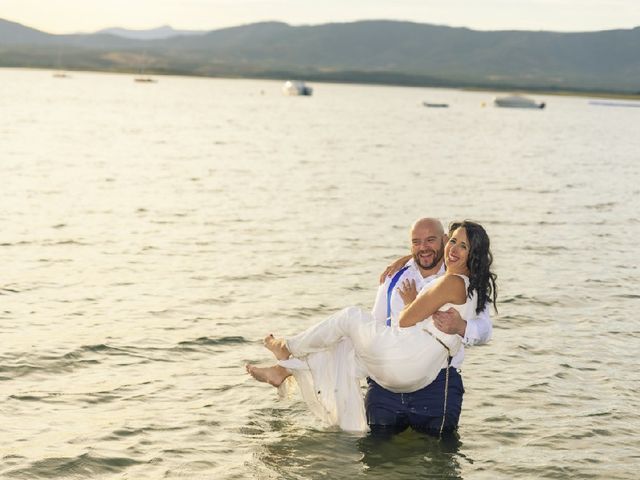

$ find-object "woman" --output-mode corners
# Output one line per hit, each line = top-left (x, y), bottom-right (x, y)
(246, 221), (497, 432)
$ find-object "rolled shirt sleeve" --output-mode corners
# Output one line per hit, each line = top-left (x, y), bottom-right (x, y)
(462, 306), (492, 346)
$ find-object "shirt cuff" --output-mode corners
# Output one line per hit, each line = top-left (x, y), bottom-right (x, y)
(463, 320), (479, 346)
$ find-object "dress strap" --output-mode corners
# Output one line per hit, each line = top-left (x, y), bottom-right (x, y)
(386, 265), (410, 326)
(453, 273), (470, 290)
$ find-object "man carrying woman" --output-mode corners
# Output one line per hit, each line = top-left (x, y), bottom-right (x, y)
(247, 218), (497, 436)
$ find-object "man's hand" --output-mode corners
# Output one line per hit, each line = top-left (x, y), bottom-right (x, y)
(432, 307), (466, 336)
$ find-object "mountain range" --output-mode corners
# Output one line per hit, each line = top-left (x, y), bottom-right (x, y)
(95, 26), (203, 40)
(1, 18), (639, 94)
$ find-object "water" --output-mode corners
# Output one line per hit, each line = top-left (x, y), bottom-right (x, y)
(1, 68), (639, 479)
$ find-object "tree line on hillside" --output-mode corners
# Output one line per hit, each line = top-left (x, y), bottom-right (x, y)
(1, 18), (638, 94)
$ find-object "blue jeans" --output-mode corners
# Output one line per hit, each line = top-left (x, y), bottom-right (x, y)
(365, 368), (464, 436)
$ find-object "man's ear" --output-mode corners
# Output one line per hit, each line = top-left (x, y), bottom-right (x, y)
(443, 234), (449, 243)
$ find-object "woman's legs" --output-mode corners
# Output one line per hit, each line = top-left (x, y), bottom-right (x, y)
(245, 335), (292, 388)
(286, 306), (372, 357)
(248, 306), (371, 396)
(263, 334), (291, 360)
(260, 306), (371, 361)
(246, 364), (291, 387)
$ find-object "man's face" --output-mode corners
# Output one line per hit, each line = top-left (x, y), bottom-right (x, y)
(411, 224), (445, 272)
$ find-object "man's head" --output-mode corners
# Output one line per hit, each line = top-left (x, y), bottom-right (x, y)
(410, 218), (446, 276)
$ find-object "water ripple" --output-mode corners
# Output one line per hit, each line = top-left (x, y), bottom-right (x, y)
(3, 453), (144, 479)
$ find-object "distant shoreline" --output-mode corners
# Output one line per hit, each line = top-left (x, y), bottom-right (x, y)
(5, 65), (640, 101)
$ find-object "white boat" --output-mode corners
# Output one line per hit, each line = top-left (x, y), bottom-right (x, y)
(589, 100), (640, 108)
(282, 80), (313, 96)
(494, 95), (545, 109)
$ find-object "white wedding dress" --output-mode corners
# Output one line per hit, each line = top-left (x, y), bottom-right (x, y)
(278, 275), (477, 431)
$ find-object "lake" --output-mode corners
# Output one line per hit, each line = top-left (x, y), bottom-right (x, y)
(1, 68), (639, 479)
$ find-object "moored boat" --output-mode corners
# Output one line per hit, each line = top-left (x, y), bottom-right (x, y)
(283, 80), (313, 96)
(494, 95), (545, 109)
(423, 102), (449, 108)
(589, 100), (640, 108)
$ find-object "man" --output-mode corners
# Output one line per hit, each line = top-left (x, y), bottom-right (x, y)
(367, 217), (492, 435)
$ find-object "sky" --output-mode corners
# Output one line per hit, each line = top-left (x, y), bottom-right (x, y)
(1, 0), (639, 34)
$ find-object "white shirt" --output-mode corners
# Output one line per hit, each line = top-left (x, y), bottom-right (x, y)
(371, 259), (492, 369)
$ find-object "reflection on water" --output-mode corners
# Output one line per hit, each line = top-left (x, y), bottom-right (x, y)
(358, 431), (463, 478)
(255, 425), (464, 479)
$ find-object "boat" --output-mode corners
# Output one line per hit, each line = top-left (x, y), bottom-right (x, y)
(589, 100), (640, 108)
(282, 80), (313, 96)
(52, 48), (70, 78)
(423, 102), (449, 108)
(494, 95), (545, 109)
(134, 77), (157, 83)
(134, 49), (157, 83)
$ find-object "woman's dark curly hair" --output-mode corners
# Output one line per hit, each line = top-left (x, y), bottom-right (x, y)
(448, 220), (498, 314)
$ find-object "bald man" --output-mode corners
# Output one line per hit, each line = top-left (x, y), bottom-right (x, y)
(367, 218), (492, 436)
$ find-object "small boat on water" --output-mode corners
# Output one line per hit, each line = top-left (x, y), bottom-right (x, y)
(589, 100), (640, 108)
(134, 77), (157, 83)
(283, 80), (313, 96)
(494, 95), (545, 109)
(423, 102), (449, 108)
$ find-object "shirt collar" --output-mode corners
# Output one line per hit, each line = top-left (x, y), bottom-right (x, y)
(407, 258), (445, 281)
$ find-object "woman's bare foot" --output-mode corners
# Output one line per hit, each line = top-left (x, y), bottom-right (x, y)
(246, 364), (290, 387)
(263, 334), (291, 360)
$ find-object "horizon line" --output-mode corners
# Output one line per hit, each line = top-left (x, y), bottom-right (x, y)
(2, 17), (639, 37)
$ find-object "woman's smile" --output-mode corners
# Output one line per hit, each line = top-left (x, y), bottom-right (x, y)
(444, 227), (470, 273)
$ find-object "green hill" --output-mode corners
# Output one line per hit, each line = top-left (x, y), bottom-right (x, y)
(1, 18), (638, 93)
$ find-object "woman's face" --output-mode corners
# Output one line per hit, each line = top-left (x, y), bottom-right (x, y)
(444, 227), (470, 274)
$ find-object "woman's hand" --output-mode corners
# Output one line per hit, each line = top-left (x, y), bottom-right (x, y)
(398, 274), (465, 328)
(379, 254), (413, 284)
(397, 279), (418, 304)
